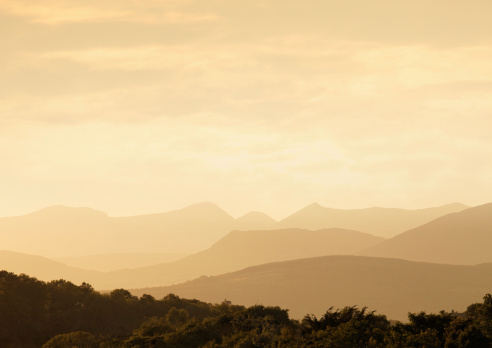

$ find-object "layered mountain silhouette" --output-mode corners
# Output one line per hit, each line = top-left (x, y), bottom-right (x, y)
(0, 202), (276, 257)
(276, 202), (468, 238)
(131, 255), (492, 321)
(359, 202), (492, 264)
(0, 202), (467, 259)
(0, 228), (383, 289)
(99, 228), (384, 288)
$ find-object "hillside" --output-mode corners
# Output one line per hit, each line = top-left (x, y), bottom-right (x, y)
(0, 250), (102, 284)
(54, 252), (187, 272)
(359, 202), (492, 264)
(130, 255), (492, 321)
(100, 228), (384, 289)
(1, 228), (383, 289)
(276, 202), (469, 238)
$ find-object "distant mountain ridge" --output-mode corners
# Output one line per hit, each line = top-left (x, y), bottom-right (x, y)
(0, 202), (276, 257)
(27, 205), (109, 219)
(359, 202), (492, 264)
(276, 202), (469, 238)
(0, 202), (468, 257)
(131, 255), (492, 321)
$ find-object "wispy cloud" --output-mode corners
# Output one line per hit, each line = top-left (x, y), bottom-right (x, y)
(2, 41), (490, 131)
(0, 0), (219, 25)
(0, 1), (130, 24)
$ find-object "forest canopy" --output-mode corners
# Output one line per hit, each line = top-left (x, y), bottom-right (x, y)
(1, 271), (491, 347)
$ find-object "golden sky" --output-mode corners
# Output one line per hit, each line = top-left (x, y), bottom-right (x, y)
(1, 0), (492, 218)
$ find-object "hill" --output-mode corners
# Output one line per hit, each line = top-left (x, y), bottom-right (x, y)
(276, 202), (469, 238)
(1, 228), (383, 289)
(100, 228), (384, 289)
(358, 202), (492, 264)
(0, 250), (102, 284)
(130, 255), (492, 321)
(54, 252), (187, 272)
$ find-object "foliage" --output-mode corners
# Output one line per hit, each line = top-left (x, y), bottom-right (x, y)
(1, 271), (492, 347)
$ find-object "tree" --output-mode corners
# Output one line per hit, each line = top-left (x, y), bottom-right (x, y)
(42, 331), (97, 348)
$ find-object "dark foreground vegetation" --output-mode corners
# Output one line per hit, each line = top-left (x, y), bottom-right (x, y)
(1, 271), (492, 347)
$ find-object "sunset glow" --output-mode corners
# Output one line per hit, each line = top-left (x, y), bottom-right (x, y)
(2, 0), (492, 218)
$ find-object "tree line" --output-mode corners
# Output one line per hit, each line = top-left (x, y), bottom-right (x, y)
(1, 271), (491, 347)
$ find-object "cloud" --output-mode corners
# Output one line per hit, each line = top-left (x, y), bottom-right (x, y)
(0, 1), (131, 24)
(0, 0), (219, 25)
(2, 41), (492, 134)
(37, 45), (216, 71)
(2, 1), (492, 217)
(3, 1), (492, 47)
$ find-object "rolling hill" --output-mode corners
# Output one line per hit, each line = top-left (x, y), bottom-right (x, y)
(54, 252), (187, 272)
(1, 227), (384, 289)
(0, 250), (102, 285)
(358, 202), (492, 264)
(99, 228), (385, 289)
(130, 255), (492, 322)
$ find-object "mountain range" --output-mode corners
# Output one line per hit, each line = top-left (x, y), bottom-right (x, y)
(2, 202), (491, 288)
(1, 201), (492, 322)
(0, 201), (467, 259)
(0, 202), (272, 257)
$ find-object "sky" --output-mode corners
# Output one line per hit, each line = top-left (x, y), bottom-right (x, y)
(1, 0), (492, 219)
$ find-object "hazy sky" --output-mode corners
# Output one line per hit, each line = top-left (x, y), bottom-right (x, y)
(1, 0), (492, 219)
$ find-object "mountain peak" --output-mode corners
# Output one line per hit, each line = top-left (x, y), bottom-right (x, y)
(186, 201), (223, 210)
(235, 211), (277, 228)
(163, 202), (234, 221)
(301, 202), (326, 211)
(181, 202), (229, 214)
(440, 202), (469, 209)
(28, 205), (108, 218)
